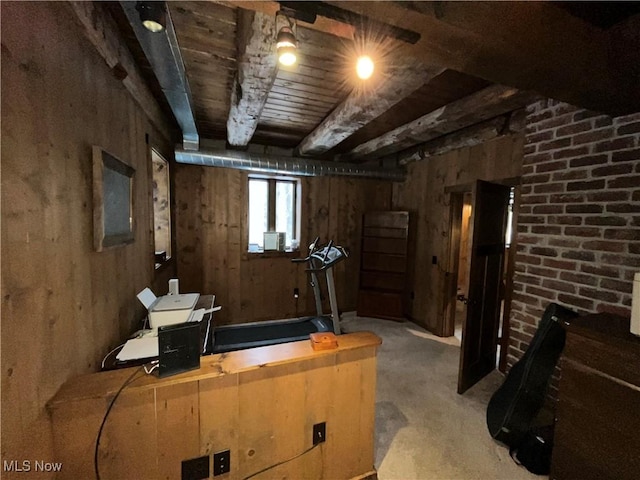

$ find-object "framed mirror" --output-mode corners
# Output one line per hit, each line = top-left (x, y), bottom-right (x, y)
(93, 146), (135, 251)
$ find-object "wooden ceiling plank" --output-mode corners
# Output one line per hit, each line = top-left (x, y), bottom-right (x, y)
(324, 1), (639, 115)
(267, 92), (335, 110)
(297, 59), (444, 156)
(346, 84), (534, 161)
(226, 9), (279, 147)
(269, 84), (341, 104)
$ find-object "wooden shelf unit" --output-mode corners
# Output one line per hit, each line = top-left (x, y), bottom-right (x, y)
(357, 211), (410, 321)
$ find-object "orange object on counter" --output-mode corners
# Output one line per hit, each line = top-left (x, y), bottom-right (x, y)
(309, 332), (338, 350)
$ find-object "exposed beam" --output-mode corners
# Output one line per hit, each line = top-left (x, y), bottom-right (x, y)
(390, 109), (526, 166)
(66, 1), (175, 142)
(297, 60), (444, 156)
(324, 1), (640, 116)
(216, 1), (355, 39)
(226, 8), (278, 147)
(345, 85), (534, 161)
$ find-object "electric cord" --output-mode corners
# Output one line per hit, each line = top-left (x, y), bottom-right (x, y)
(242, 443), (321, 480)
(94, 366), (145, 480)
(101, 343), (126, 370)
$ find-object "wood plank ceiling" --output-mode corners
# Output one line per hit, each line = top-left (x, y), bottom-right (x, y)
(109, 1), (640, 166)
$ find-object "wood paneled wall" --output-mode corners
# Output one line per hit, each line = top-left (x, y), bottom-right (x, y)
(175, 165), (393, 325)
(392, 134), (524, 335)
(1, 2), (176, 473)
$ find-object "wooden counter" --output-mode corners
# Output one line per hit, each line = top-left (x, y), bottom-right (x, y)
(48, 331), (381, 480)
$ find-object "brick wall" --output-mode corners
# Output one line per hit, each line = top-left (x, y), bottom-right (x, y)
(508, 99), (640, 367)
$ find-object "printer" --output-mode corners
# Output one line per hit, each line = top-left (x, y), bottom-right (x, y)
(137, 287), (200, 330)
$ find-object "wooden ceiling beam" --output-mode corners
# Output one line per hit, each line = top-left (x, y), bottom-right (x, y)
(344, 84), (535, 161)
(297, 60), (445, 156)
(389, 109), (526, 166)
(216, 1), (356, 39)
(226, 8), (278, 147)
(324, 1), (640, 116)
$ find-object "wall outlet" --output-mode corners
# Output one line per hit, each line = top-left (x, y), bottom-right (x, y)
(213, 450), (230, 476)
(181, 455), (209, 480)
(313, 422), (326, 445)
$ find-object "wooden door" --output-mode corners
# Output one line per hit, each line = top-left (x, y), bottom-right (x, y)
(458, 180), (510, 394)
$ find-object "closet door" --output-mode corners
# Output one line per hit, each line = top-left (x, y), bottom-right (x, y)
(357, 211), (409, 321)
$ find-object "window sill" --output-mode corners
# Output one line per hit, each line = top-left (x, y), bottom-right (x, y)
(246, 249), (300, 259)
(154, 257), (173, 273)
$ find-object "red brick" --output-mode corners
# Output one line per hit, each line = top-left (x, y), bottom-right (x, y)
(536, 114), (576, 131)
(561, 250), (596, 262)
(615, 112), (640, 124)
(541, 279), (577, 293)
(523, 152), (553, 165)
(604, 253), (640, 267)
(569, 154), (609, 168)
(594, 116), (614, 128)
(517, 235), (543, 245)
(611, 148), (640, 163)
(543, 258), (577, 270)
(613, 196), (640, 209)
(603, 229), (640, 241)
(592, 164), (634, 177)
(536, 160), (568, 173)
(528, 110), (553, 124)
(607, 175), (640, 189)
(617, 122), (640, 135)
(566, 179), (606, 191)
(586, 191), (630, 202)
(526, 286), (557, 300)
(523, 144), (537, 155)
(526, 131), (554, 144)
(539, 138), (572, 152)
(572, 129), (614, 146)
(549, 193), (586, 203)
(514, 274), (542, 285)
(566, 204), (603, 214)
(594, 137), (635, 152)
(555, 120), (594, 137)
(531, 225), (563, 235)
(532, 205), (563, 214)
(581, 240), (625, 252)
(600, 278), (633, 294)
(518, 215), (545, 225)
(520, 205), (532, 214)
(552, 169), (588, 181)
(512, 292), (542, 307)
(585, 216), (628, 226)
(533, 183), (564, 194)
(525, 173), (552, 184)
(553, 146), (591, 160)
(548, 215), (582, 225)
(517, 225), (530, 234)
(578, 287), (620, 303)
(530, 247), (558, 257)
(520, 194), (551, 205)
(564, 226), (602, 237)
(557, 294), (594, 310)
(522, 165), (535, 175)
(560, 272), (598, 287)
(515, 254), (542, 265)
(548, 238), (582, 248)
(581, 264), (623, 278)
(633, 190), (640, 201)
(630, 244), (640, 255)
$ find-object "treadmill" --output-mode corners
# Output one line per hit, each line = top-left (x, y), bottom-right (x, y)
(211, 239), (347, 354)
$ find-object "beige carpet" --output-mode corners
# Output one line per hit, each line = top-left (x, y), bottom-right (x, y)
(341, 315), (539, 480)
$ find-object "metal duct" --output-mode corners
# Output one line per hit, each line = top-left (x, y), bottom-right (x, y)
(175, 149), (406, 181)
(121, 2), (199, 150)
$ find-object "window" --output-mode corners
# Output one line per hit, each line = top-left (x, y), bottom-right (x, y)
(152, 149), (171, 267)
(248, 176), (300, 252)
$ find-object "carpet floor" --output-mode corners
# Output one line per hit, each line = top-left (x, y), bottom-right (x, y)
(341, 315), (539, 480)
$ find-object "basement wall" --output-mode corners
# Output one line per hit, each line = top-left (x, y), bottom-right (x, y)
(1, 2), (176, 474)
(508, 99), (640, 368)
(392, 133), (524, 335)
(175, 164), (392, 325)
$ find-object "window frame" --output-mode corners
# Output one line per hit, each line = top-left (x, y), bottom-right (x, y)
(247, 174), (301, 253)
(151, 148), (172, 269)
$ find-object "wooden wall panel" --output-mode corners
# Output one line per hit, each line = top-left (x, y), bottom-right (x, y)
(392, 134), (524, 335)
(176, 167), (392, 325)
(1, 2), (176, 472)
(48, 333), (381, 480)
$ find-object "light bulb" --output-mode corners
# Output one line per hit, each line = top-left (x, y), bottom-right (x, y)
(278, 47), (297, 66)
(356, 55), (374, 80)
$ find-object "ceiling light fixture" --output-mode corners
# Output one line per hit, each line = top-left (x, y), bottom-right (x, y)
(136, 1), (166, 33)
(276, 12), (298, 67)
(356, 55), (374, 80)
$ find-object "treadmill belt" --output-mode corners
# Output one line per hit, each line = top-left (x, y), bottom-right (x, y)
(215, 319), (317, 345)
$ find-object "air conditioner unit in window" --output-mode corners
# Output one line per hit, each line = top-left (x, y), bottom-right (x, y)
(264, 232), (286, 251)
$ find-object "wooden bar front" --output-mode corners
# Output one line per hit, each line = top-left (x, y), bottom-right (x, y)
(48, 332), (381, 480)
